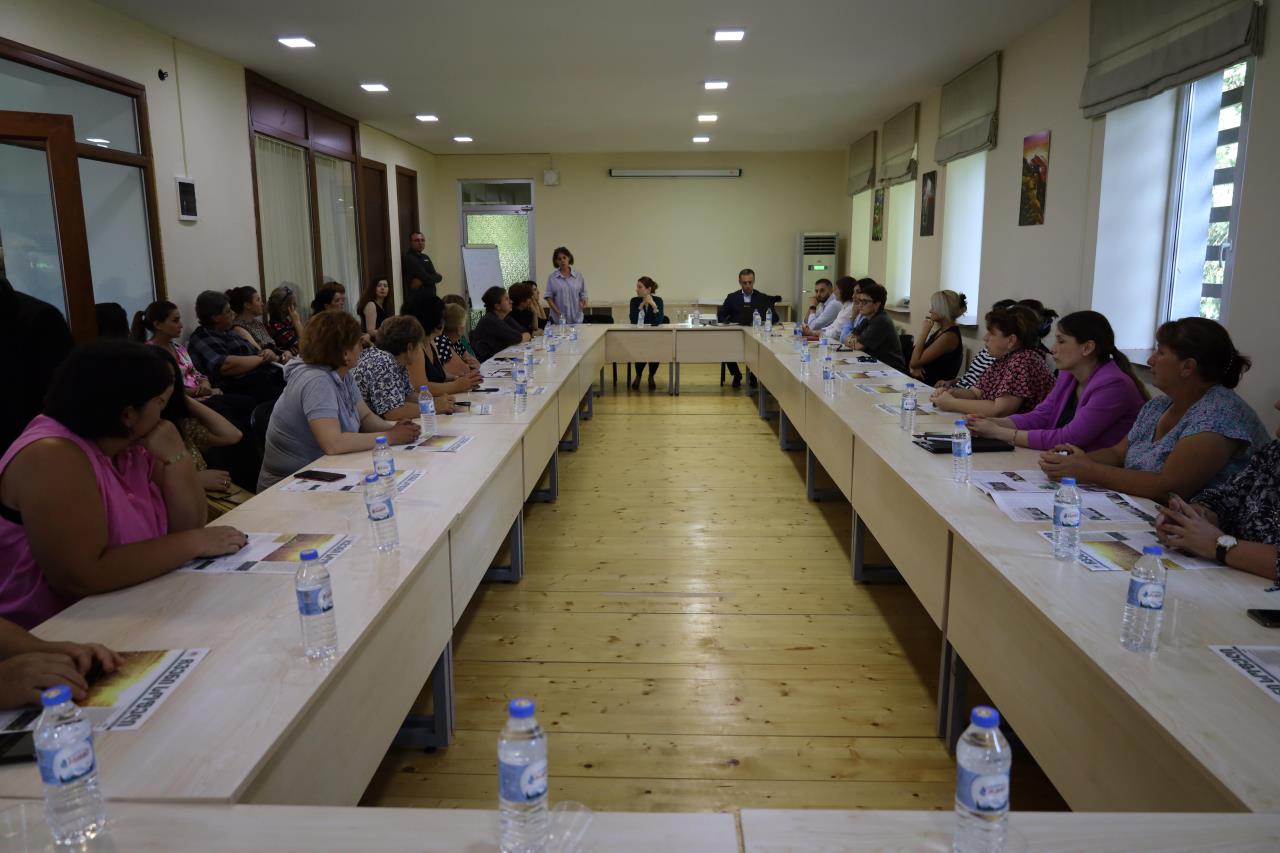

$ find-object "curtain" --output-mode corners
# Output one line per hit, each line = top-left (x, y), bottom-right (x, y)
(847, 132), (877, 196)
(254, 135), (314, 306)
(1080, 0), (1265, 118)
(314, 153), (360, 298)
(936, 53), (1001, 165)
(880, 104), (919, 187)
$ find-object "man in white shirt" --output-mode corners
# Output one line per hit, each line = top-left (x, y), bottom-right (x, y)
(802, 278), (839, 336)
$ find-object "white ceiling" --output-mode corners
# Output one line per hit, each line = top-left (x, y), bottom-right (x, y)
(101, 0), (1071, 154)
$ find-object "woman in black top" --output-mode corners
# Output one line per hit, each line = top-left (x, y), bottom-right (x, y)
(628, 277), (665, 390)
(469, 286), (530, 362)
(507, 281), (543, 336)
(910, 289), (966, 386)
(840, 280), (906, 373)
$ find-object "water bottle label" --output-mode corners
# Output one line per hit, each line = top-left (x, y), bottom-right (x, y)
(366, 498), (394, 522)
(37, 739), (96, 786)
(296, 581), (334, 616)
(499, 758), (548, 802)
(374, 457), (395, 478)
(1126, 578), (1164, 610)
(1053, 505), (1081, 528)
(956, 766), (1009, 812)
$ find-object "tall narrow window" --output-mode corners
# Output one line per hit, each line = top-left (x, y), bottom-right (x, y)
(253, 135), (315, 303)
(939, 153), (986, 320)
(884, 181), (915, 305)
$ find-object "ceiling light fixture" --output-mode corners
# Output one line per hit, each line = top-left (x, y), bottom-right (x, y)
(360, 83), (389, 92)
(277, 36), (316, 48)
(416, 114), (439, 122)
(714, 30), (745, 42)
(692, 136), (711, 143)
(697, 114), (718, 123)
(704, 80), (729, 90)
(453, 136), (474, 143)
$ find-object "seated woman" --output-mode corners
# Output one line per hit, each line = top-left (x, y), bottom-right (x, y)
(1040, 317), (1270, 501)
(968, 311), (1147, 451)
(188, 290), (285, 404)
(0, 340), (246, 629)
(629, 276), (665, 390)
(821, 277), (858, 343)
(228, 285), (290, 362)
(266, 285), (303, 357)
(508, 281), (544, 336)
(311, 282), (347, 315)
(909, 290), (966, 386)
(840, 280), (906, 372)
(132, 300), (219, 399)
(357, 278), (393, 336)
(352, 316), (433, 421)
(438, 303), (481, 369)
(0, 617), (121, 708)
(932, 305), (1054, 416)
(471, 285), (531, 361)
(402, 293), (482, 406)
(258, 312), (420, 491)
(1156, 399), (1280, 584)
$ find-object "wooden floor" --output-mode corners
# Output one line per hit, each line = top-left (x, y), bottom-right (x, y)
(362, 365), (1065, 812)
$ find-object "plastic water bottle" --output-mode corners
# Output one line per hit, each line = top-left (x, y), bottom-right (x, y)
(418, 388), (437, 438)
(514, 365), (529, 414)
(954, 705), (1011, 853)
(764, 313), (773, 336)
(1052, 477), (1082, 560)
(1121, 546), (1167, 654)
(951, 419), (972, 483)
(372, 435), (395, 479)
(800, 344), (812, 377)
(900, 383), (918, 432)
(752, 312), (762, 337)
(295, 548), (337, 659)
(822, 354), (835, 396)
(362, 472), (399, 552)
(498, 698), (549, 853)
(34, 686), (106, 845)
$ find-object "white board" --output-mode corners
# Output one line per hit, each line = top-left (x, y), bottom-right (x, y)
(461, 244), (503, 309)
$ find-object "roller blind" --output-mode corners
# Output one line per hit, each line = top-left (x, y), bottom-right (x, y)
(880, 103), (919, 186)
(936, 53), (1001, 164)
(1080, 0), (1265, 118)
(847, 131), (877, 196)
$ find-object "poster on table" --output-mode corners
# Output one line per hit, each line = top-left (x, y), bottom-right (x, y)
(177, 533), (354, 574)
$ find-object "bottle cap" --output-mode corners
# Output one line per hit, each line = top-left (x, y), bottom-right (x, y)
(300, 549), (319, 561)
(1061, 477), (1076, 485)
(364, 473), (380, 485)
(1142, 546), (1164, 556)
(508, 697), (536, 719)
(41, 685), (71, 707)
(375, 436), (387, 445)
(970, 705), (1000, 729)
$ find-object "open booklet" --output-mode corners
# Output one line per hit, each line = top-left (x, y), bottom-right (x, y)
(177, 532), (354, 574)
(0, 649), (207, 733)
(281, 468), (424, 493)
(1036, 529), (1218, 572)
(970, 469), (1156, 524)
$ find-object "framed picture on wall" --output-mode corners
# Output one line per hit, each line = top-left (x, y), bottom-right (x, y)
(1019, 130), (1051, 226)
(872, 188), (885, 241)
(920, 171), (937, 237)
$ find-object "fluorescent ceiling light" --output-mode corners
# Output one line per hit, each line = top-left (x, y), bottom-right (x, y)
(85, 137), (110, 145)
(697, 114), (718, 123)
(277, 36), (315, 48)
(453, 136), (473, 143)
(360, 83), (389, 92)
(714, 30), (745, 42)
(692, 136), (711, 143)
(416, 114), (439, 122)
(704, 80), (729, 90)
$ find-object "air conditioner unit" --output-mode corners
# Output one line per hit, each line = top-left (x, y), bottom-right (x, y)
(797, 232), (839, 319)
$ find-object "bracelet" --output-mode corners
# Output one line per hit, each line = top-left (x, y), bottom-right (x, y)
(161, 449), (190, 467)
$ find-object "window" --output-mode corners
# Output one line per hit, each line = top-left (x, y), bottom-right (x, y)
(848, 191), (871, 278)
(939, 153), (986, 322)
(1161, 60), (1253, 323)
(884, 181), (915, 305)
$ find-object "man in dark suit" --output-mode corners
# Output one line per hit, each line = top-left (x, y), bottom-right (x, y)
(717, 268), (778, 388)
(401, 231), (443, 299)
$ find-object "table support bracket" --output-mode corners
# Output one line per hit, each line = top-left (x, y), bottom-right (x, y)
(394, 642), (454, 751)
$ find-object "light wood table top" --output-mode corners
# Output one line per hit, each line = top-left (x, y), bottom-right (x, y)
(740, 809), (1280, 852)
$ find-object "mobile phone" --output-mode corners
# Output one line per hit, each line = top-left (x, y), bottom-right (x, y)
(294, 469), (346, 483)
(1247, 609), (1280, 629)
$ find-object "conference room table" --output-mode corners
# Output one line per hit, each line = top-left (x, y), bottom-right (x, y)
(1, 322), (1276, 818)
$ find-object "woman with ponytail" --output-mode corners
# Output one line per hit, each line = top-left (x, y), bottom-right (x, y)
(1041, 317), (1270, 500)
(969, 311), (1146, 451)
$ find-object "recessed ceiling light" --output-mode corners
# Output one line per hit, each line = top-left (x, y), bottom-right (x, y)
(453, 136), (474, 143)
(85, 137), (110, 145)
(416, 114), (439, 122)
(704, 80), (729, 90)
(277, 36), (315, 48)
(697, 114), (718, 123)
(714, 29), (745, 42)
(692, 136), (711, 144)
(360, 83), (389, 93)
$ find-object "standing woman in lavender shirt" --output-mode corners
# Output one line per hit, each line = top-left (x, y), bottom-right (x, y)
(545, 246), (587, 325)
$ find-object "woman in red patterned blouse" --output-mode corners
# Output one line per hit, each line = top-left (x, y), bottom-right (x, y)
(932, 305), (1055, 416)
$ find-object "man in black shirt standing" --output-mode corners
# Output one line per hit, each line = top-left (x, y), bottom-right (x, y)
(401, 231), (443, 299)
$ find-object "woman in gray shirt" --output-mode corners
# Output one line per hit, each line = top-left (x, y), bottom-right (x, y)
(258, 312), (419, 490)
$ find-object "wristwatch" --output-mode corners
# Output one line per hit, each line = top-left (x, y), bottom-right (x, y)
(1215, 534), (1239, 564)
